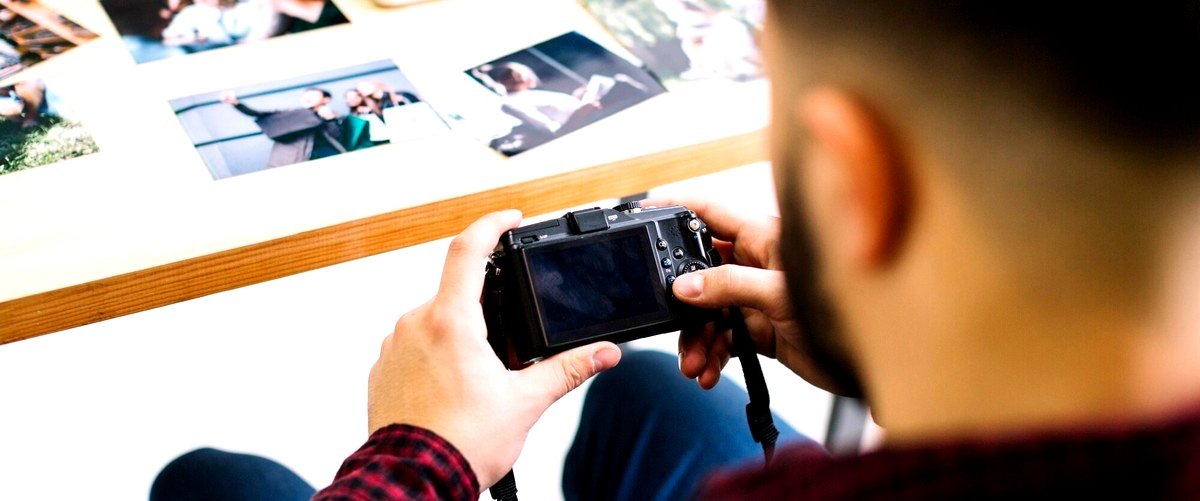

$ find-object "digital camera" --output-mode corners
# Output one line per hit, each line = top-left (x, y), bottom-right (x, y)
(483, 202), (722, 367)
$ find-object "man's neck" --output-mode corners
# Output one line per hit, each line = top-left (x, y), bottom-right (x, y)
(872, 322), (1200, 445)
(870, 209), (1200, 444)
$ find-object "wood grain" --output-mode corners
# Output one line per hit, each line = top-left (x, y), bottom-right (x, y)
(0, 130), (765, 344)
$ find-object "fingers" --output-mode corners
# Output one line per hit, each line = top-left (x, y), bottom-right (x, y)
(698, 329), (731, 389)
(437, 210), (522, 308)
(679, 324), (714, 378)
(521, 342), (621, 406)
(672, 265), (789, 317)
(680, 320), (732, 389)
(642, 196), (774, 244)
(742, 309), (779, 357)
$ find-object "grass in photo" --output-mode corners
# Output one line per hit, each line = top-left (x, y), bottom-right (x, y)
(0, 79), (99, 176)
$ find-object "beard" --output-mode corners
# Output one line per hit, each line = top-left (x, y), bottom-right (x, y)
(777, 170), (869, 399)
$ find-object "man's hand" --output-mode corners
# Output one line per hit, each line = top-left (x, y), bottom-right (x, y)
(367, 210), (622, 490)
(315, 105), (336, 121)
(218, 91), (238, 106)
(644, 197), (844, 394)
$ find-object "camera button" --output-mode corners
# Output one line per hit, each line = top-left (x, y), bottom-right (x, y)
(520, 236), (538, 244)
(666, 274), (676, 286)
(688, 219), (702, 232)
(661, 257), (673, 268)
(657, 238), (668, 250)
(672, 247), (685, 259)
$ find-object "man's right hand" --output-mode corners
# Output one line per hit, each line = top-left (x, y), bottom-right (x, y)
(219, 91), (238, 106)
(645, 197), (846, 395)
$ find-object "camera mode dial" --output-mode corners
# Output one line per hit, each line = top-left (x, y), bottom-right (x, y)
(677, 259), (708, 276)
(613, 201), (642, 213)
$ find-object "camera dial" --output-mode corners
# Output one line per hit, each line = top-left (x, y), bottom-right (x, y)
(677, 259), (708, 276)
(612, 201), (643, 213)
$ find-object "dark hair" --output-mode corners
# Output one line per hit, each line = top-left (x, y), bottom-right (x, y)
(304, 87), (332, 99)
(485, 62), (539, 88)
(772, 2), (1200, 152)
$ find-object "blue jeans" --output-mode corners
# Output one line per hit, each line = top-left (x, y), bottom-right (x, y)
(150, 448), (315, 501)
(563, 350), (812, 500)
(150, 351), (815, 500)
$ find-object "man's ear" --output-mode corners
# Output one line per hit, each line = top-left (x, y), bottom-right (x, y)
(798, 88), (910, 266)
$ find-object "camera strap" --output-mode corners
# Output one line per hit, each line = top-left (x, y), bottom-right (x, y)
(728, 308), (781, 464)
(489, 310), (778, 501)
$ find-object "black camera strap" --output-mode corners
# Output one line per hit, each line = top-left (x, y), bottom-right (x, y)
(728, 308), (781, 464)
(490, 310), (778, 501)
(490, 470), (519, 501)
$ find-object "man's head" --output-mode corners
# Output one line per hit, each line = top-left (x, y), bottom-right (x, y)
(765, 2), (1200, 433)
(487, 62), (540, 94)
(300, 88), (332, 110)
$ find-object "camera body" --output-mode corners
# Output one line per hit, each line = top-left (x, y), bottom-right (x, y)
(483, 203), (721, 367)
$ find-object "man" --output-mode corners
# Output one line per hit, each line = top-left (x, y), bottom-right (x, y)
(0, 79), (52, 129)
(154, 2), (1200, 499)
(220, 87), (345, 168)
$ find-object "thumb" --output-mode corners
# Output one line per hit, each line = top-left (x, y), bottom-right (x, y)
(672, 265), (789, 317)
(521, 342), (621, 405)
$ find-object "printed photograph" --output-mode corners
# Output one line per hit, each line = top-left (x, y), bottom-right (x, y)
(0, 0), (98, 80)
(465, 31), (666, 156)
(582, 0), (764, 88)
(0, 78), (100, 177)
(98, 0), (348, 64)
(171, 59), (445, 180)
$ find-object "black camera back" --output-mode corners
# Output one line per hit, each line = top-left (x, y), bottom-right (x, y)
(483, 203), (721, 367)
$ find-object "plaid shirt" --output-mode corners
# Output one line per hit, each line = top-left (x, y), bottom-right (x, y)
(314, 424), (478, 501)
(704, 407), (1200, 499)
(317, 409), (1200, 500)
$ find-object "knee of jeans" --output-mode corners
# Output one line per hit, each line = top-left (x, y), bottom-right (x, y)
(588, 350), (680, 402)
(155, 448), (244, 484)
(151, 448), (228, 500)
(601, 348), (677, 381)
(171, 447), (230, 467)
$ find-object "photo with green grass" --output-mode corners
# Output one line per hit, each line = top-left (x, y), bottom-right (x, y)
(582, 0), (764, 89)
(0, 78), (98, 177)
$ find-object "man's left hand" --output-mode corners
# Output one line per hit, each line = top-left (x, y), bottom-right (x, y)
(367, 210), (622, 490)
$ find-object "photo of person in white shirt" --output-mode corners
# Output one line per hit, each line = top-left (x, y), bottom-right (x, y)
(464, 32), (665, 157)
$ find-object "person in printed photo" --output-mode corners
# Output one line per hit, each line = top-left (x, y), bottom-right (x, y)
(161, 0), (273, 52)
(102, 0), (346, 63)
(476, 62), (600, 136)
(340, 88), (385, 150)
(219, 87), (346, 168)
(0, 80), (56, 129)
(655, 0), (762, 80)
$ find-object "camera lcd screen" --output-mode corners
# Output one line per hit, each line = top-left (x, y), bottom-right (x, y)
(525, 228), (670, 346)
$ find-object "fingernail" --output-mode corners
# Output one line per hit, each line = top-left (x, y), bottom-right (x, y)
(592, 346), (621, 370)
(674, 273), (703, 299)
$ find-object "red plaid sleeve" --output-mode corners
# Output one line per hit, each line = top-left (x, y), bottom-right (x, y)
(314, 424), (479, 500)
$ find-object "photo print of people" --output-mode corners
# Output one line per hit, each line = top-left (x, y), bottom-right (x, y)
(464, 31), (666, 156)
(170, 58), (446, 180)
(98, 0), (348, 64)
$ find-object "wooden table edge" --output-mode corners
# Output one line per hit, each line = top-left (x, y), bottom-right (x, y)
(0, 129), (767, 345)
